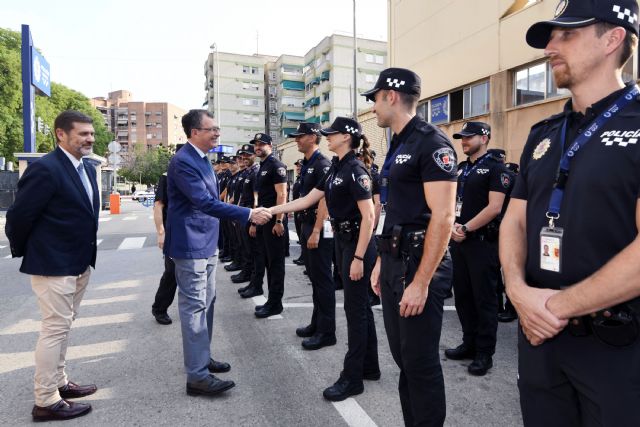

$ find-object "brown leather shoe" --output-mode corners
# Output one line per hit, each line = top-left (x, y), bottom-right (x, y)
(32, 399), (92, 422)
(58, 381), (98, 399)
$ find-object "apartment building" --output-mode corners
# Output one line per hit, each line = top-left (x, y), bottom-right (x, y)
(91, 90), (186, 158)
(204, 51), (277, 148)
(264, 55), (306, 145)
(387, 0), (638, 162)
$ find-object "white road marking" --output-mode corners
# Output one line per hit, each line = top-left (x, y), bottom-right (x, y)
(98, 217), (111, 222)
(4, 255), (11, 259)
(82, 294), (140, 306)
(332, 398), (378, 427)
(0, 313), (134, 335)
(96, 239), (103, 246)
(252, 295), (268, 306)
(0, 245), (6, 249)
(148, 215), (154, 220)
(267, 315), (284, 320)
(444, 306), (456, 311)
(283, 302), (344, 309)
(122, 216), (137, 221)
(117, 237), (146, 250)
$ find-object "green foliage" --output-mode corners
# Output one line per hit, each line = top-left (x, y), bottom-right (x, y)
(0, 27), (113, 163)
(118, 145), (173, 186)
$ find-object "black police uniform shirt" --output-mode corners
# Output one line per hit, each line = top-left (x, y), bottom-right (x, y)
(511, 83), (640, 290)
(383, 115), (458, 234)
(239, 163), (259, 208)
(218, 169), (231, 193)
(370, 166), (381, 196)
(155, 173), (169, 225)
(256, 154), (288, 208)
(300, 151), (331, 210)
(316, 151), (372, 220)
(227, 171), (242, 204)
(456, 152), (512, 225)
(292, 175), (302, 200)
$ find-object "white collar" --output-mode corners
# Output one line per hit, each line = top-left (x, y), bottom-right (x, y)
(188, 141), (206, 159)
(59, 145), (83, 169)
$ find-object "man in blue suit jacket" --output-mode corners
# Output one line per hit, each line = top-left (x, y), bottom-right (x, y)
(5, 110), (101, 422)
(165, 109), (271, 396)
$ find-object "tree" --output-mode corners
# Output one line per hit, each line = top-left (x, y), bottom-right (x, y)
(118, 145), (173, 186)
(0, 27), (112, 162)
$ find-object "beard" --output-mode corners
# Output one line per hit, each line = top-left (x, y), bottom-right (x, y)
(552, 63), (573, 89)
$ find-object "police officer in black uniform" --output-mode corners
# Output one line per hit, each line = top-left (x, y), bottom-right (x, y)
(231, 145), (258, 284)
(271, 116), (380, 401)
(445, 121), (513, 376)
(251, 133), (289, 318)
(501, 1), (640, 425)
(286, 122), (336, 349)
(151, 143), (185, 325)
(223, 156), (243, 272)
(291, 159), (305, 266)
(217, 158), (233, 261)
(498, 161), (519, 323)
(366, 68), (457, 426)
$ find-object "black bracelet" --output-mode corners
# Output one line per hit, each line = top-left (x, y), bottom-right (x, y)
(353, 255), (364, 261)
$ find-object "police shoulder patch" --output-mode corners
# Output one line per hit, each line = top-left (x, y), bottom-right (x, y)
(357, 174), (371, 192)
(500, 172), (511, 189)
(433, 147), (456, 173)
(277, 167), (286, 177)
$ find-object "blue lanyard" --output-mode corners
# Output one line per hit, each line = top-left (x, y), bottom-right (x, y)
(380, 142), (403, 204)
(546, 84), (640, 227)
(457, 153), (491, 199)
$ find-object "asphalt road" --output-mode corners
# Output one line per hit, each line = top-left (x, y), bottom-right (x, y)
(0, 200), (523, 426)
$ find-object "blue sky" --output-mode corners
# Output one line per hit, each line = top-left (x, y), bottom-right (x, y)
(1, 0), (388, 110)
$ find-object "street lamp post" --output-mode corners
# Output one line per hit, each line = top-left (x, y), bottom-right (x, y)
(353, 0), (358, 119)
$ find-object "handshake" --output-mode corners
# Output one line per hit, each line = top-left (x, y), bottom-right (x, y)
(249, 207), (272, 225)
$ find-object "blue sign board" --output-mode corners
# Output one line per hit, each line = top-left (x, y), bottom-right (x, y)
(430, 95), (449, 124)
(31, 47), (51, 96)
(209, 144), (235, 154)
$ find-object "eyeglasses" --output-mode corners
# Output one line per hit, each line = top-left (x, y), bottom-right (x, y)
(196, 127), (220, 132)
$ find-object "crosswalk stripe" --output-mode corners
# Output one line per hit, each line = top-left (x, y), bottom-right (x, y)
(0, 245), (7, 249)
(148, 215), (154, 220)
(4, 255), (11, 259)
(117, 237), (146, 250)
(332, 398), (378, 427)
(96, 239), (103, 246)
(122, 216), (137, 221)
(98, 217), (111, 222)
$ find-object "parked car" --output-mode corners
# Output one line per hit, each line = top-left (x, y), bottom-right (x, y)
(132, 190), (155, 202)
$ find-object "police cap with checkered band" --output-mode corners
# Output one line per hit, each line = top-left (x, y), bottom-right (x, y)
(287, 122), (322, 137)
(249, 132), (272, 145)
(320, 116), (362, 137)
(453, 121), (491, 139)
(237, 143), (255, 155)
(361, 67), (421, 102)
(526, 0), (640, 49)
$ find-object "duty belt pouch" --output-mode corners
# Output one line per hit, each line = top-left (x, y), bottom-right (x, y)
(390, 225), (402, 259)
(401, 231), (425, 287)
(591, 306), (639, 347)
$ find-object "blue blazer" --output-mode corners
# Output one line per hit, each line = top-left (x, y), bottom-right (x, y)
(165, 143), (250, 259)
(5, 147), (100, 276)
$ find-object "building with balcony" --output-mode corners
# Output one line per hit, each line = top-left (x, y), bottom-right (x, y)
(387, 0), (638, 163)
(265, 55), (306, 145)
(204, 51), (277, 148)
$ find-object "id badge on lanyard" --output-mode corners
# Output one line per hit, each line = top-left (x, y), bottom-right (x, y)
(539, 227), (563, 273)
(376, 206), (386, 236)
(323, 220), (334, 239)
(455, 198), (463, 218)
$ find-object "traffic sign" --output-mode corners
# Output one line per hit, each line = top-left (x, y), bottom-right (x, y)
(108, 141), (122, 153)
(108, 153), (122, 166)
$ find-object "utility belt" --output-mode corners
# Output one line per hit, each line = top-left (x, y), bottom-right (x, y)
(299, 209), (317, 224)
(567, 300), (640, 347)
(464, 223), (499, 242)
(331, 218), (360, 241)
(376, 225), (426, 259)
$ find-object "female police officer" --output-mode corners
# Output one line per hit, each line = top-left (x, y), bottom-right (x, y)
(270, 116), (379, 401)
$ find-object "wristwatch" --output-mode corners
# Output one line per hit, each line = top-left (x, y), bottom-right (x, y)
(276, 219), (283, 224)
(461, 224), (468, 234)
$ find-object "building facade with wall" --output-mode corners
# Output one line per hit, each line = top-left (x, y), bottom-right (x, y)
(388, 0), (638, 163)
(204, 52), (277, 148)
(265, 54), (305, 145)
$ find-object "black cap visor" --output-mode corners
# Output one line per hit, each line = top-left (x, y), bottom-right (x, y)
(526, 17), (597, 48)
(319, 127), (341, 136)
(361, 87), (380, 102)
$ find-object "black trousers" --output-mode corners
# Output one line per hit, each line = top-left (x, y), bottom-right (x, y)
(230, 220), (243, 264)
(239, 221), (256, 276)
(450, 237), (499, 355)
(152, 255), (176, 315)
(301, 222), (335, 334)
(248, 225), (266, 292)
(221, 219), (231, 256)
(260, 217), (287, 305)
(518, 328), (640, 426)
(335, 233), (378, 382)
(380, 251), (452, 427)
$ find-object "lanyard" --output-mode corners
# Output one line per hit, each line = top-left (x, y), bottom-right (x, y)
(457, 153), (491, 199)
(380, 141), (403, 204)
(546, 84), (640, 228)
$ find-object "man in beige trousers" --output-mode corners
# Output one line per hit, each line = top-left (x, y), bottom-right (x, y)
(6, 110), (101, 421)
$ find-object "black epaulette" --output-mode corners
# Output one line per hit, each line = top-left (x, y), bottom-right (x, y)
(530, 111), (566, 131)
(414, 119), (437, 136)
